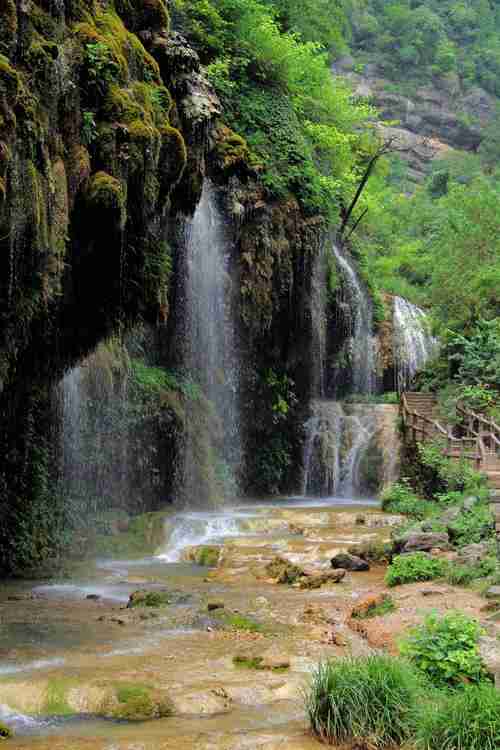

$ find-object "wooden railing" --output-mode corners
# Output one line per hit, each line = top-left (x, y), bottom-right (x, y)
(401, 393), (482, 470)
(456, 402), (500, 457)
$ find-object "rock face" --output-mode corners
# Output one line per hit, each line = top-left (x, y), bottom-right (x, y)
(0, 0), (226, 571)
(334, 59), (497, 182)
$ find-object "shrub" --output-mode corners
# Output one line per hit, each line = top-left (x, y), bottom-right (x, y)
(385, 553), (447, 587)
(448, 504), (494, 547)
(415, 683), (500, 750)
(400, 612), (488, 689)
(446, 557), (497, 586)
(381, 481), (427, 519)
(305, 655), (421, 747)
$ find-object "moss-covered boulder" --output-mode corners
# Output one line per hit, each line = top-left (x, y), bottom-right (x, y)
(0, 721), (12, 739)
(109, 683), (173, 721)
(127, 589), (171, 608)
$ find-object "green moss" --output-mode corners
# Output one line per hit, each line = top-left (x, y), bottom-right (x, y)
(218, 612), (264, 633)
(85, 170), (126, 226)
(114, 0), (170, 32)
(102, 85), (143, 122)
(215, 125), (251, 175)
(233, 655), (289, 672)
(265, 556), (303, 585)
(111, 683), (172, 720)
(159, 125), (187, 189)
(193, 545), (220, 567)
(128, 590), (171, 607)
(0, 720), (12, 739)
(44, 679), (73, 716)
(0, 53), (19, 101)
(0, 0), (17, 56)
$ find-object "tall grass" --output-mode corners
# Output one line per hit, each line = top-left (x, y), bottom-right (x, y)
(415, 683), (500, 750)
(305, 655), (421, 747)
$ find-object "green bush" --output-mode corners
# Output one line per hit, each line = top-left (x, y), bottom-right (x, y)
(305, 655), (421, 747)
(385, 553), (447, 587)
(415, 683), (500, 750)
(400, 612), (487, 689)
(381, 481), (427, 519)
(446, 557), (497, 586)
(448, 504), (494, 547)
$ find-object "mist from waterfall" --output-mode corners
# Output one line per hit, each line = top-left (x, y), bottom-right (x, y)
(59, 344), (131, 516)
(333, 243), (378, 395)
(393, 296), (438, 392)
(180, 181), (241, 504)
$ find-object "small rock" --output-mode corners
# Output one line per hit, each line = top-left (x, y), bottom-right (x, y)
(420, 588), (446, 597)
(207, 601), (224, 612)
(330, 553), (369, 572)
(254, 596), (269, 608)
(463, 496), (479, 512)
(86, 594), (101, 601)
(350, 593), (391, 618)
(485, 586), (500, 600)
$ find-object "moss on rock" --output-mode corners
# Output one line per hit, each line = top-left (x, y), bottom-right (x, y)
(85, 170), (126, 227)
(110, 683), (173, 720)
(0, 720), (12, 738)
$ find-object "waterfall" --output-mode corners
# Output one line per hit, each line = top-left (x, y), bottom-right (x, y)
(302, 401), (343, 495)
(59, 342), (131, 516)
(393, 296), (437, 392)
(180, 182), (241, 504)
(310, 242), (328, 398)
(332, 244), (378, 395)
(302, 400), (399, 498)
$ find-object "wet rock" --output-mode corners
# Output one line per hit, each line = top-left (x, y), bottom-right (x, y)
(457, 542), (489, 566)
(439, 506), (462, 525)
(191, 614), (226, 631)
(170, 688), (232, 716)
(0, 721), (12, 739)
(420, 588), (447, 597)
(395, 531), (449, 553)
(330, 553), (369, 572)
(86, 594), (101, 601)
(350, 593), (393, 619)
(265, 556), (303, 584)
(485, 586), (500, 600)
(183, 545), (221, 567)
(478, 636), (500, 687)
(348, 541), (392, 563)
(207, 600), (224, 612)
(299, 569), (346, 589)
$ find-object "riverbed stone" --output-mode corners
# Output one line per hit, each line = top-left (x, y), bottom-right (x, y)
(485, 586), (500, 600)
(299, 569), (346, 589)
(330, 553), (369, 571)
(478, 636), (500, 687)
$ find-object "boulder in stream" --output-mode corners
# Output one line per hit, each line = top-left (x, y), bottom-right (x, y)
(330, 553), (369, 571)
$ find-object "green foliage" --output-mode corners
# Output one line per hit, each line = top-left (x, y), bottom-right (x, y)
(82, 110), (97, 144)
(381, 481), (427, 519)
(85, 41), (120, 94)
(417, 441), (485, 494)
(218, 612), (264, 632)
(447, 503), (494, 547)
(385, 553), (447, 587)
(446, 557), (497, 586)
(400, 611), (488, 689)
(45, 679), (73, 716)
(415, 683), (500, 750)
(173, 0), (376, 216)
(306, 655), (422, 747)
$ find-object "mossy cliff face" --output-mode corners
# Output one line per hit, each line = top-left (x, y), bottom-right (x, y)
(0, 0), (219, 573)
(211, 171), (325, 494)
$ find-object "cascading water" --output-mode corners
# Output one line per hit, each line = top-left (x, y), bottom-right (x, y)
(333, 243), (378, 395)
(59, 342), (131, 515)
(180, 181), (241, 505)
(393, 296), (438, 392)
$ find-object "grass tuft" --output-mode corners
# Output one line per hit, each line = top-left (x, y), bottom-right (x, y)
(305, 655), (421, 747)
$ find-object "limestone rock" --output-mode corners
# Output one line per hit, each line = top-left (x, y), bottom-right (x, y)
(396, 531), (449, 553)
(299, 569), (346, 589)
(485, 586), (500, 600)
(330, 553), (369, 572)
(457, 542), (489, 566)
